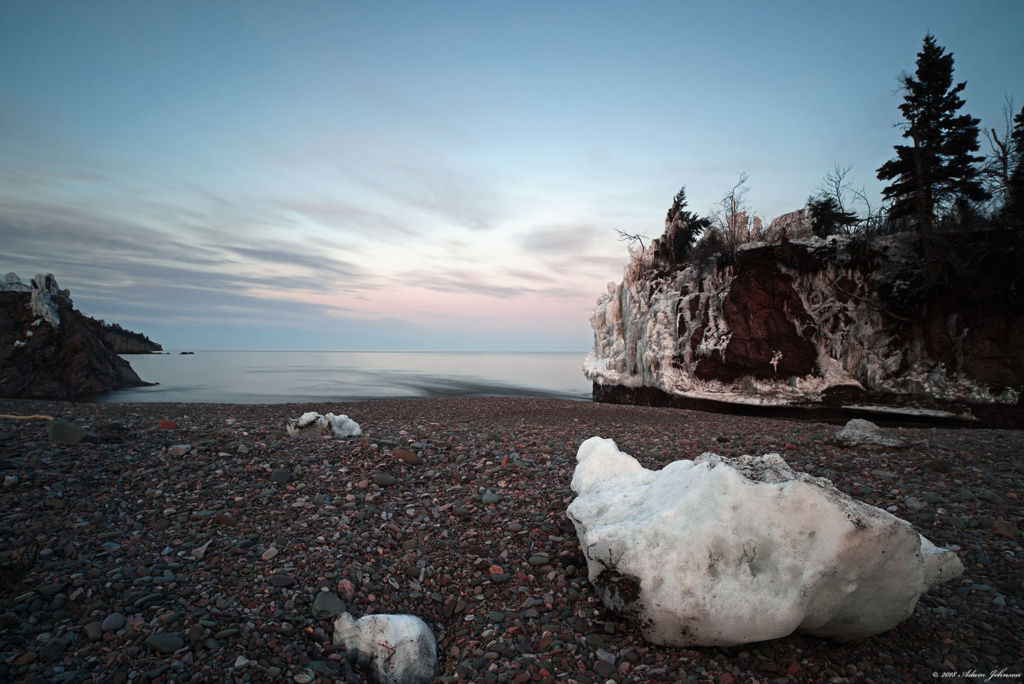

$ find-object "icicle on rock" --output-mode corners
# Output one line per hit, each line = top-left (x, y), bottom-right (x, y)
(286, 411), (361, 438)
(332, 612), (437, 684)
(566, 436), (963, 647)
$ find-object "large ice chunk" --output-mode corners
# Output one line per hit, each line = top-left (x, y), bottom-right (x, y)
(286, 411), (362, 438)
(332, 612), (437, 684)
(567, 436), (962, 647)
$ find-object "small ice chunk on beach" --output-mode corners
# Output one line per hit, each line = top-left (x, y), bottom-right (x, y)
(286, 411), (362, 438)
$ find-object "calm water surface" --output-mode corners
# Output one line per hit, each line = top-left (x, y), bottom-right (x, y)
(95, 351), (592, 404)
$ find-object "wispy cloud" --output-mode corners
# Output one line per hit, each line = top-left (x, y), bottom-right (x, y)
(270, 198), (416, 237)
(518, 223), (596, 254)
(349, 157), (504, 233)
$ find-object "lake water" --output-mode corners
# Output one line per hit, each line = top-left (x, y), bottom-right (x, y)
(94, 351), (593, 404)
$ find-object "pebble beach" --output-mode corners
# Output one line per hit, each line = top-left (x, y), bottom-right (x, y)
(0, 396), (1021, 684)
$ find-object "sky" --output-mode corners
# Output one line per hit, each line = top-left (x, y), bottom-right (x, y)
(2, 1), (1022, 351)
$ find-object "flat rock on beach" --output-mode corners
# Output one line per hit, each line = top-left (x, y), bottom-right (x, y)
(0, 396), (1021, 683)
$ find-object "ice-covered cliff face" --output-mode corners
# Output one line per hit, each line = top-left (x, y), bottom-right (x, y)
(585, 234), (1022, 422)
(1, 273), (69, 330)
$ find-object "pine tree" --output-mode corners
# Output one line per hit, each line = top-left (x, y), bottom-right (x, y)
(807, 196), (859, 237)
(876, 34), (989, 233)
(1007, 105), (1024, 228)
(659, 186), (711, 264)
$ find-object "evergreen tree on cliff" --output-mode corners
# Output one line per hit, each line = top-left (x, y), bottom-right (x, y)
(658, 187), (711, 265)
(1007, 105), (1024, 228)
(807, 196), (859, 237)
(876, 34), (989, 233)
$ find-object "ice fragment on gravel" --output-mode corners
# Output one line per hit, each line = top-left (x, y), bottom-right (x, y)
(829, 418), (905, 447)
(332, 612), (437, 684)
(286, 411), (362, 438)
(567, 436), (963, 647)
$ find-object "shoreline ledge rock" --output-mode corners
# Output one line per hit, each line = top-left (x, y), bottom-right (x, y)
(0, 273), (151, 398)
(567, 436), (963, 647)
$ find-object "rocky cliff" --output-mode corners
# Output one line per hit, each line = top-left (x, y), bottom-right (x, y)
(100, 324), (163, 354)
(585, 228), (1024, 427)
(0, 273), (152, 398)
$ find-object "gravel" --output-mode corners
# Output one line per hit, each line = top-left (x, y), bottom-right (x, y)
(0, 396), (1021, 683)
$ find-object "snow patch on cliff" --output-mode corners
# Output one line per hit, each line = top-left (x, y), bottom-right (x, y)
(2, 273), (69, 330)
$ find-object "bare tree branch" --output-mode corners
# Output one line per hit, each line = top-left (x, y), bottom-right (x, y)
(615, 228), (649, 251)
(982, 95), (1016, 212)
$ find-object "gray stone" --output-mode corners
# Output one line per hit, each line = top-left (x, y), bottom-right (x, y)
(48, 419), (98, 444)
(145, 633), (184, 654)
(168, 445), (191, 457)
(102, 612), (126, 631)
(372, 473), (397, 487)
(271, 469), (291, 485)
(84, 621), (103, 641)
(312, 591), (347, 620)
(482, 490), (501, 505)
(594, 659), (617, 679)
(38, 583), (66, 598)
(270, 574), (296, 588)
(39, 640), (65, 663)
(528, 555), (550, 566)
(213, 512), (236, 526)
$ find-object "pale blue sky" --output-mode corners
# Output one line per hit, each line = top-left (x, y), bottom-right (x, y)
(2, 1), (1021, 350)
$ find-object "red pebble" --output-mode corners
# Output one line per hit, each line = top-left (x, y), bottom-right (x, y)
(787, 662), (802, 676)
(157, 419), (178, 430)
(719, 674), (735, 684)
(337, 579), (355, 602)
